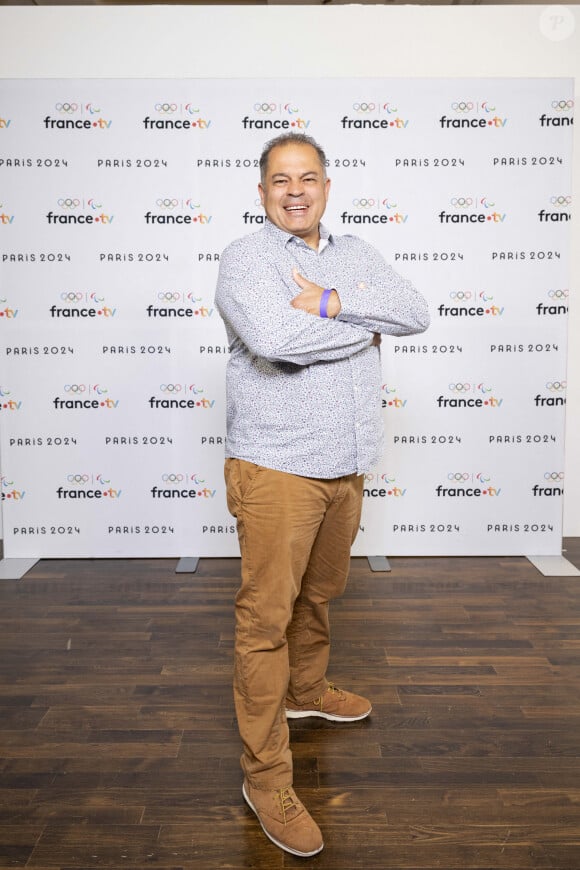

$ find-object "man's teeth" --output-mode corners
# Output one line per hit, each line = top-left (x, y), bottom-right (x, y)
(286, 205), (307, 211)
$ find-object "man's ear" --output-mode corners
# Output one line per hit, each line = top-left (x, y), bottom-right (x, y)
(258, 182), (265, 207)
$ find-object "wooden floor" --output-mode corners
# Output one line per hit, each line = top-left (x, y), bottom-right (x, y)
(1, 542), (580, 869)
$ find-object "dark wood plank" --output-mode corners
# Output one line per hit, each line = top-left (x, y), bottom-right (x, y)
(0, 540), (578, 868)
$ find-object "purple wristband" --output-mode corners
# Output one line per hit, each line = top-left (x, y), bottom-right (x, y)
(320, 288), (333, 318)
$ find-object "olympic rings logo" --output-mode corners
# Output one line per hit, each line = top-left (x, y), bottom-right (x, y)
(550, 195), (571, 206)
(158, 291), (181, 302)
(548, 290), (568, 299)
(155, 103), (177, 114)
(61, 292), (83, 302)
(160, 384), (182, 392)
(352, 102), (376, 112)
(448, 472), (469, 481)
(448, 290), (472, 299)
(55, 102), (79, 113)
(156, 198), (179, 209)
(162, 473), (184, 483)
(545, 381), (566, 391)
(352, 198), (375, 208)
(544, 471), (564, 481)
(551, 99), (574, 111)
(451, 197), (473, 208)
(67, 474), (89, 484)
(64, 384), (86, 393)
(254, 102), (277, 113)
(449, 383), (471, 392)
(451, 101), (474, 112)
(57, 198), (80, 209)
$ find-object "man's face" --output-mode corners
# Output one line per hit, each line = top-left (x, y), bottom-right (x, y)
(258, 142), (330, 249)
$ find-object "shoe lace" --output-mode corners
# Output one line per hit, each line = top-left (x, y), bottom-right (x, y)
(278, 787), (299, 824)
(314, 683), (344, 710)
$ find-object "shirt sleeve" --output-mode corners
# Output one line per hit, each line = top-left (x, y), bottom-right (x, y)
(215, 240), (375, 366)
(334, 239), (430, 336)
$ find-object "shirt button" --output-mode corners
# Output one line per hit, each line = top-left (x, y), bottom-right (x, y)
(358, 282), (367, 290)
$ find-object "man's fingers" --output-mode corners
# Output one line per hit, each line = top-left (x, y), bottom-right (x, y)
(292, 268), (307, 288)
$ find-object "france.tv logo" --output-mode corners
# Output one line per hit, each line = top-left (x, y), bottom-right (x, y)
(148, 383), (216, 409)
(150, 472), (216, 499)
(0, 387), (22, 411)
(537, 288), (568, 316)
(341, 101), (409, 130)
(50, 291), (117, 319)
(144, 198), (212, 226)
(147, 291), (215, 319)
(539, 98), (574, 127)
(52, 383), (120, 410)
(532, 471), (564, 497)
(436, 472), (501, 497)
(363, 472), (406, 497)
(242, 102), (311, 130)
(1, 475), (25, 501)
(143, 102), (212, 130)
(438, 290), (504, 318)
(437, 382), (503, 409)
(44, 102), (112, 130)
(0, 296), (18, 318)
(341, 196), (408, 226)
(56, 472), (122, 500)
(0, 202), (15, 225)
(538, 195), (571, 223)
(438, 196), (506, 225)
(381, 384), (408, 409)
(440, 100), (508, 129)
(46, 197), (114, 226)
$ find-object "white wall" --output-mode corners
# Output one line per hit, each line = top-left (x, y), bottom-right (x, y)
(1, 3), (579, 536)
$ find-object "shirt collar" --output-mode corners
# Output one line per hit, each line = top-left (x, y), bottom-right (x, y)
(263, 218), (335, 251)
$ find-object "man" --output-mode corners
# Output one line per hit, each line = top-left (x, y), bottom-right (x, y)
(215, 132), (429, 858)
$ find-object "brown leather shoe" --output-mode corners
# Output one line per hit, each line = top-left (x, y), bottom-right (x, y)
(242, 781), (324, 857)
(286, 683), (372, 722)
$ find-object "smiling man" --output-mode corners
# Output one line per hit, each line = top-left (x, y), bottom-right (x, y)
(215, 133), (429, 858)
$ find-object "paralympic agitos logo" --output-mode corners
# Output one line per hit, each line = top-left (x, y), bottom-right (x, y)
(43, 102), (112, 130)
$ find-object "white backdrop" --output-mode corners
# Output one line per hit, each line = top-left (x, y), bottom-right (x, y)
(0, 76), (573, 557)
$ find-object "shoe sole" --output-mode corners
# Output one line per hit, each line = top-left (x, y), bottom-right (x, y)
(242, 783), (324, 858)
(285, 705), (372, 723)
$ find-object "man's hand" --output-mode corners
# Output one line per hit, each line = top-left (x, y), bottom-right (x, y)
(290, 269), (341, 318)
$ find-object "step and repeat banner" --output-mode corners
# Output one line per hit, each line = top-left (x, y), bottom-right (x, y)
(0, 77), (573, 557)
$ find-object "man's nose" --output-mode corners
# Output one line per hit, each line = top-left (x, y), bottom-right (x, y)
(287, 180), (304, 196)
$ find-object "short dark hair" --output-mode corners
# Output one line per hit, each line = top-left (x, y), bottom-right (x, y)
(259, 133), (327, 183)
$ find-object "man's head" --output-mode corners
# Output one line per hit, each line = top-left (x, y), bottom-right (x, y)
(258, 133), (330, 249)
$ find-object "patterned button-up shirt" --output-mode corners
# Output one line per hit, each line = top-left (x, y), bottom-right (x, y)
(215, 219), (429, 478)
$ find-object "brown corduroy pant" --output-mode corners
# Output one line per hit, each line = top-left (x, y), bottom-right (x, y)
(224, 458), (364, 789)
